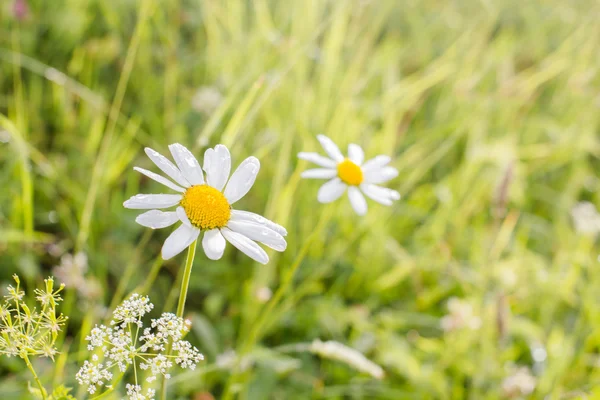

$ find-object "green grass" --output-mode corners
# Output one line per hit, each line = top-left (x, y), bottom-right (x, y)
(2, 0), (600, 398)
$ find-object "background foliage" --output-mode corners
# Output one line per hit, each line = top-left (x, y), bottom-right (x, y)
(2, 0), (600, 398)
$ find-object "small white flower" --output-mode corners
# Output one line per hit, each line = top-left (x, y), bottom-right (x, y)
(52, 252), (88, 290)
(124, 143), (288, 262)
(112, 293), (153, 327)
(298, 135), (400, 215)
(571, 201), (600, 235)
(440, 297), (482, 332)
(75, 360), (113, 395)
(255, 286), (272, 303)
(125, 383), (156, 400)
(191, 86), (223, 115)
(502, 366), (536, 398)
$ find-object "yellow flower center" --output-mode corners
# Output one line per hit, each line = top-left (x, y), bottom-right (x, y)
(337, 158), (363, 186)
(180, 184), (231, 230)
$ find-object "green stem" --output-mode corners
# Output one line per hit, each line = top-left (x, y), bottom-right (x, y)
(23, 354), (46, 400)
(176, 240), (197, 318)
(160, 240), (197, 400)
(75, 0), (152, 252)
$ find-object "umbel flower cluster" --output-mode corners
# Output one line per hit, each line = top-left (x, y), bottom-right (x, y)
(0, 275), (66, 359)
(76, 293), (203, 397)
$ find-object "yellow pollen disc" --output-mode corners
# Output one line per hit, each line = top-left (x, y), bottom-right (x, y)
(337, 158), (363, 186)
(180, 184), (231, 230)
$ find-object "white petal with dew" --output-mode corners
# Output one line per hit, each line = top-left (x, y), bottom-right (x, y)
(169, 143), (204, 185)
(144, 147), (190, 187)
(360, 183), (400, 205)
(317, 135), (344, 162)
(364, 166), (399, 184)
(133, 167), (186, 193)
(202, 229), (226, 260)
(362, 155), (391, 172)
(227, 220), (287, 251)
(123, 194), (182, 209)
(297, 152), (337, 168)
(230, 210), (288, 236)
(301, 168), (337, 179)
(224, 156), (260, 204)
(221, 228), (269, 264)
(203, 145), (231, 191)
(161, 224), (200, 260)
(135, 210), (179, 229)
(176, 206), (192, 227)
(317, 178), (347, 203)
(348, 144), (364, 165)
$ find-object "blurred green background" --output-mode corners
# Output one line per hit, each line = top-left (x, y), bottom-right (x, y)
(2, 0), (600, 398)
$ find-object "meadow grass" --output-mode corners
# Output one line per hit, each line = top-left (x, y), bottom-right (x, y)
(1, 0), (600, 398)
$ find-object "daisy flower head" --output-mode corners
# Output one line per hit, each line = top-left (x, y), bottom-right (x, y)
(124, 143), (287, 263)
(298, 135), (400, 215)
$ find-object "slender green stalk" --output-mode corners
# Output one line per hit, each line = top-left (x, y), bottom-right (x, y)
(176, 240), (198, 318)
(159, 240), (197, 400)
(23, 354), (46, 400)
(135, 257), (164, 295)
(76, 0), (153, 252)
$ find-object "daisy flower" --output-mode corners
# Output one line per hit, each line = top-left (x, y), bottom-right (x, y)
(298, 135), (400, 215)
(124, 143), (287, 263)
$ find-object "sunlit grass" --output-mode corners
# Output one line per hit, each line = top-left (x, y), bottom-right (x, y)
(2, 0), (600, 398)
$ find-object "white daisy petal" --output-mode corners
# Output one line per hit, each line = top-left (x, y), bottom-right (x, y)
(227, 220), (287, 251)
(123, 194), (182, 209)
(176, 206), (192, 227)
(348, 187), (368, 216)
(202, 229), (226, 260)
(317, 134), (344, 162)
(348, 144), (364, 165)
(221, 228), (269, 265)
(135, 210), (179, 229)
(360, 183), (400, 205)
(317, 178), (347, 203)
(301, 168), (338, 179)
(362, 155), (391, 172)
(230, 210), (288, 236)
(364, 166), (399, 184)
(224, 156), (260, 204)
(133, 167), (186, 193)
(203, 145), (231, 191)
(144, 147), (190, 187)
(297, 152), (337, 168)
(169, 143), (204, 185)
(161, 224), (200, 260)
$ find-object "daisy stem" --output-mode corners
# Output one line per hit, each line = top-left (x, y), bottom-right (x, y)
(175, 239), (198, 318)
(23, 353), (47, 400)
(159, 239), (197, 400)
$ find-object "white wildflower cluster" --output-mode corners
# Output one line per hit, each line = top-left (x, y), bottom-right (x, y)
(501, 366), (536, 398)
(570, 201), (600, 235)
(310, 339), (384, 379)
(440, 297), (482, 332)
(76, 294), (203, 398)
(126, 384), (156, 400)
(0, 275), (67, 359)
